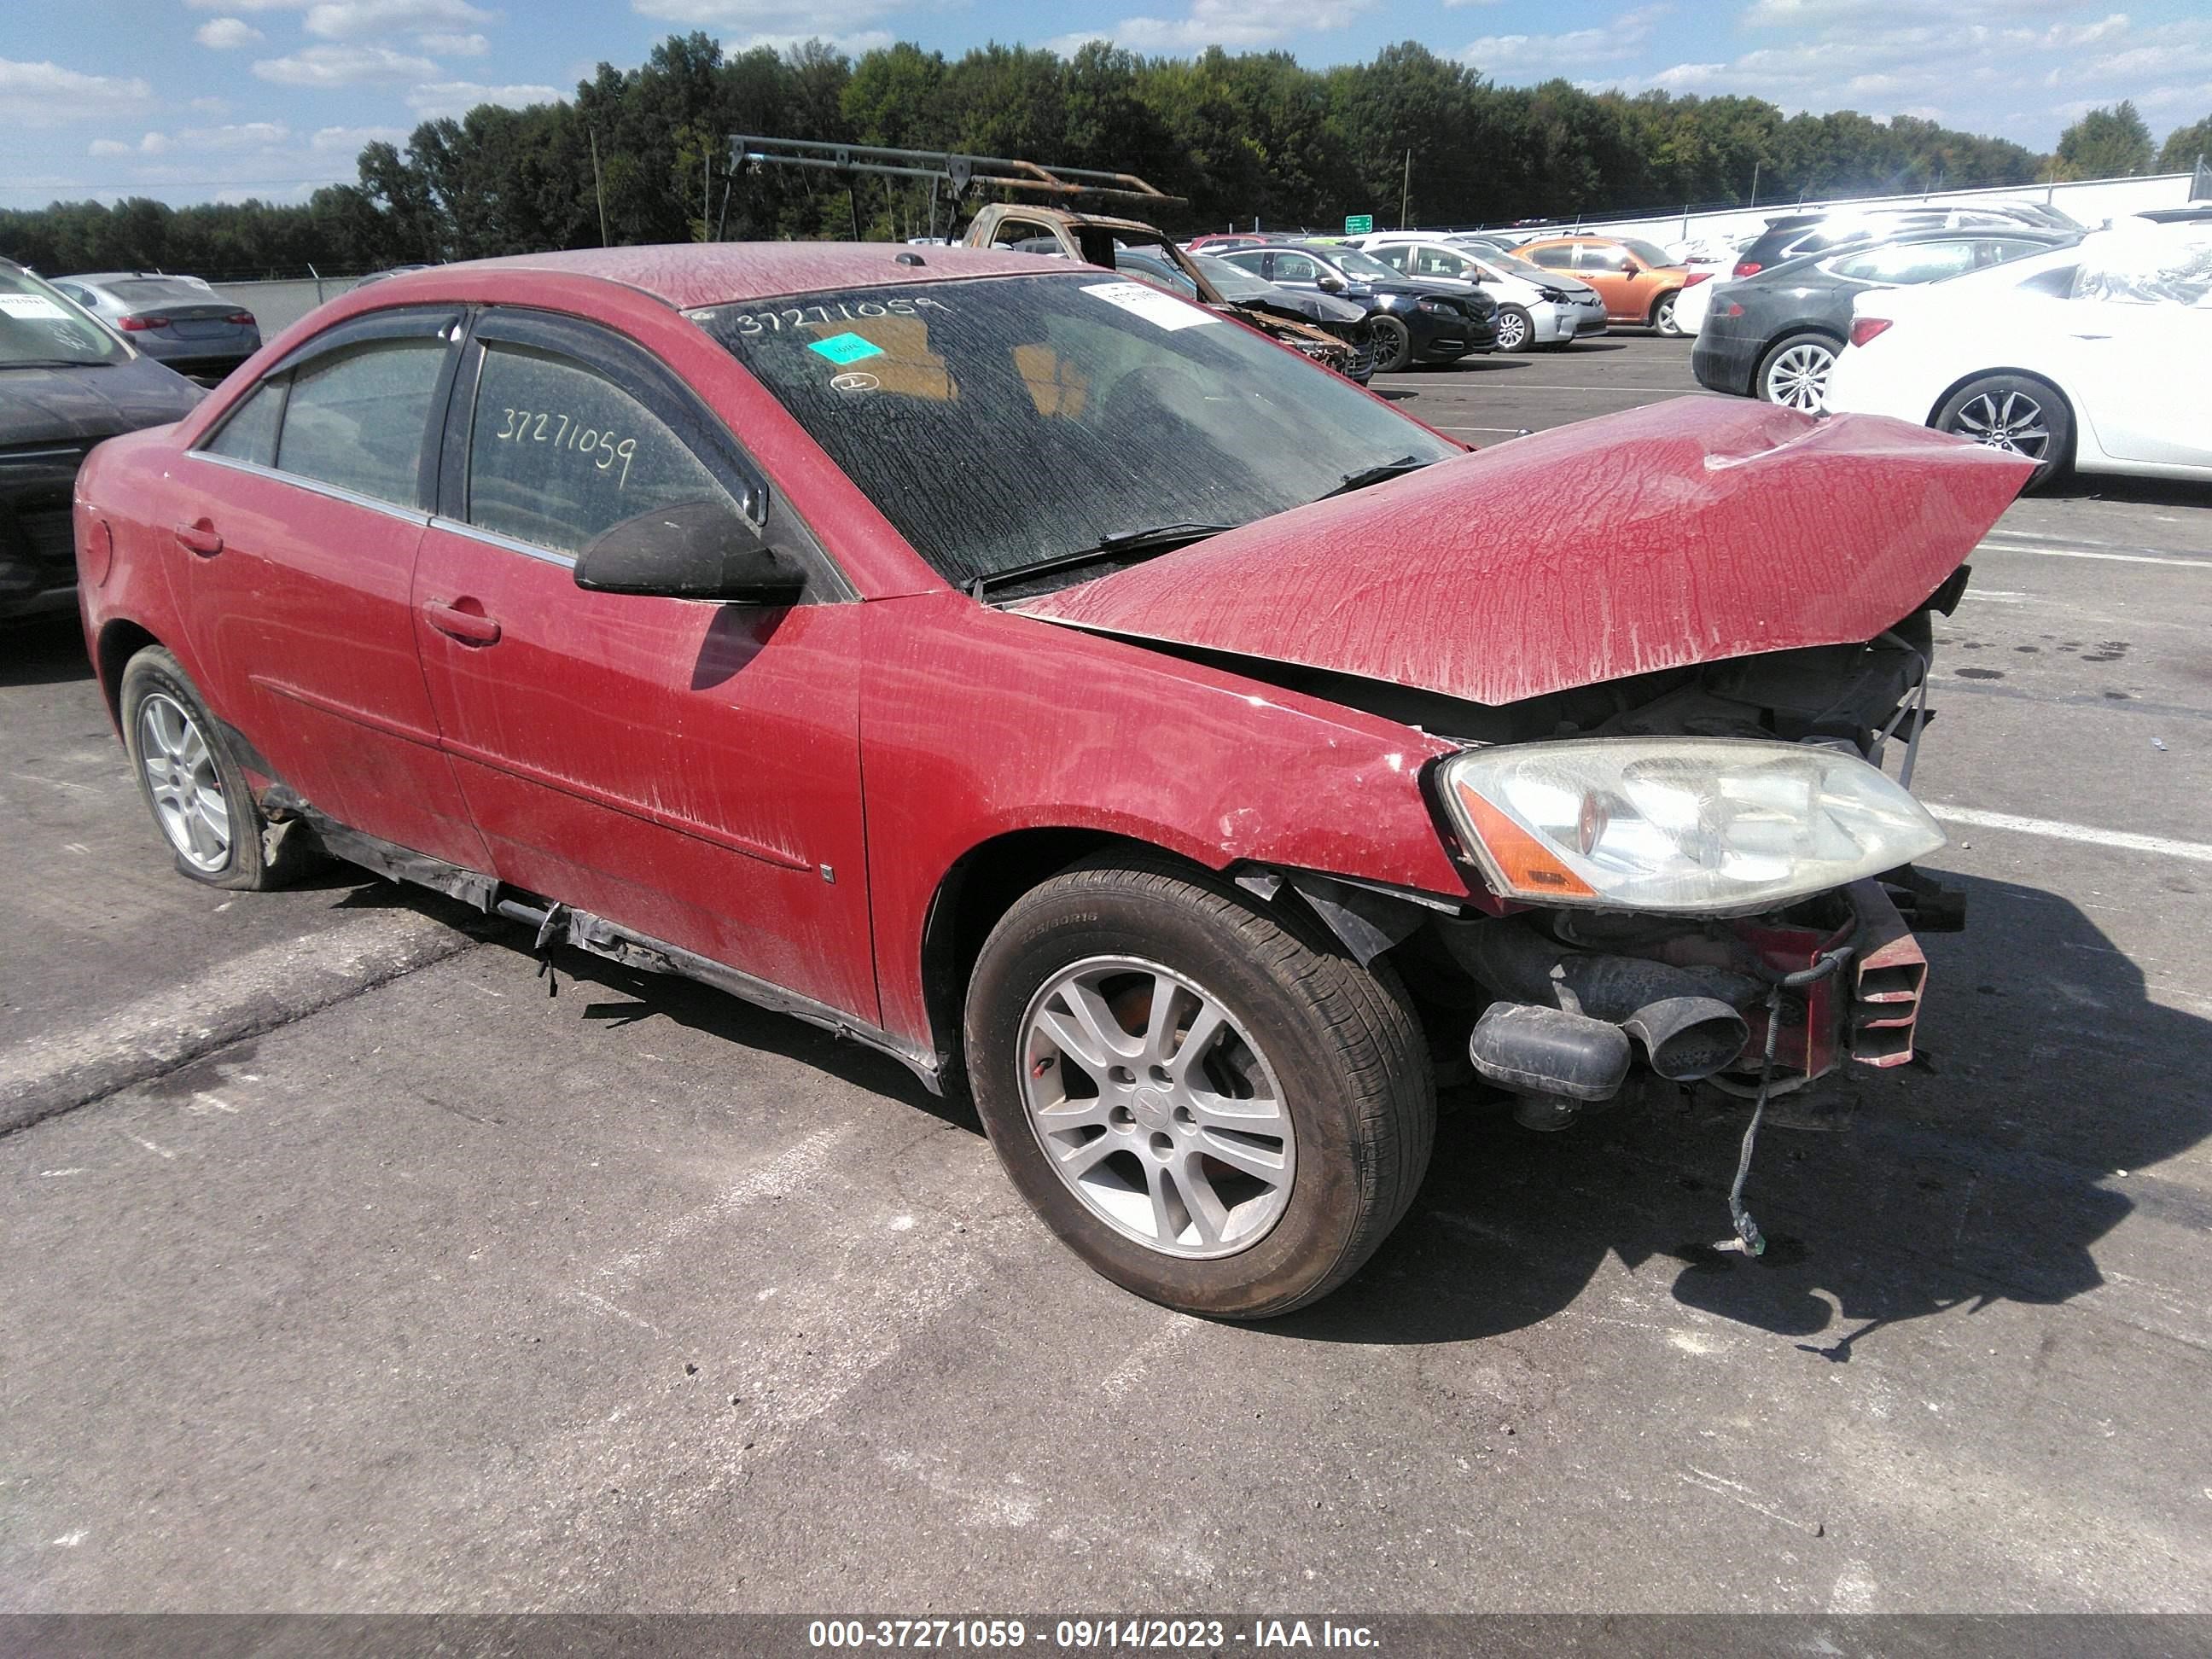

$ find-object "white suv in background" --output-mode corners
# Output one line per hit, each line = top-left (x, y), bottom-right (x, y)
(1349, 233), (1609, 352)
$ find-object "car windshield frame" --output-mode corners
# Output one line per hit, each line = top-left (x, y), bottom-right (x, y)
(0, 265), (129, 367)
(691, 271), (1458, 595)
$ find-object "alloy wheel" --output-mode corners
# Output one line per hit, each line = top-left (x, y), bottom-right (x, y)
(1763, 341), (1835, 411)
(1949, 389), (2051, 459)
(137, 691), (231, 872)
(1019, 955), (1293, 1259)
(1496, 309), (1528, 350)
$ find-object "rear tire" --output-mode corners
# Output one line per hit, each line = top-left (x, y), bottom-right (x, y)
(1935, 373), (2073, 492)
(1651, 289), (1684, 336)
(963, 854), (1435, 1318)
(119, 646), (314, 890)
(1757, 331), (1840, 411)
(1370, 314), (1413, 374)
(1493, 305), (1535, 352)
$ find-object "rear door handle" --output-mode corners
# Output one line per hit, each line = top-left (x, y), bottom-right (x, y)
(422, 597), (502, 646)
(173, 519), (223, 557)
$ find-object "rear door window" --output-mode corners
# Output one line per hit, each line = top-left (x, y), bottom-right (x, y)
(1825, 241), (1978, 285)
(463, 342), (737, 556)
(274, 338), (448, 507)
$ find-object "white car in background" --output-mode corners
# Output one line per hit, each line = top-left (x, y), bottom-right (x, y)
(1668, 235), (1755, 337)
(1348, 232), (1608, 351)
(1825, 219), (2212, 491)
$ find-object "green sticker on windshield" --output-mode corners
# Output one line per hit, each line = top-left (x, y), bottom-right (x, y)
(807, 331), (886, 365)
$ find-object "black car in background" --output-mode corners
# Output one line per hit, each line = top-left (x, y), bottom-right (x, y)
(1726, 202), (2078, 280)
(1217, 242), (1496, 372)
(1691, 226), (2076, 411)
(2, 259), (203, 620)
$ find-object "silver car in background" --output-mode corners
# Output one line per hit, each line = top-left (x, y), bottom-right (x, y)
(49, 273), (260, 382)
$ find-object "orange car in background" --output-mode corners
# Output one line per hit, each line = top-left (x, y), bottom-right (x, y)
(1516, 235), (1693, 335)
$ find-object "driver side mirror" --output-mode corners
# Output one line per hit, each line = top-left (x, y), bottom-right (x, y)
(574, 500), (807, 605)
(1316, 273), (1347, 293)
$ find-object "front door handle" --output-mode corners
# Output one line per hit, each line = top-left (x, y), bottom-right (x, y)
(422, 597), (502, 646)
(173, 519), (223, 557)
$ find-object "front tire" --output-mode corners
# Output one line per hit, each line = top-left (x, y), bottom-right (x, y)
(1758, 331), (1839, 411)
(963, 855), (1435, 1318)
(120, 646), (309, 890)
(1493, 305), (1534, 353)
(1369, 314), (1413, 375)
(1935, 373), (2073, 492)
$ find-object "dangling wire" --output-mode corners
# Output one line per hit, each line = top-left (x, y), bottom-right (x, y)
(1727, 946), (1854, 1255)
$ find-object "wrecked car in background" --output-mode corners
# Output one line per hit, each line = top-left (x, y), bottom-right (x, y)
(74, 243), (2028, 1318)
(963, 201), (1369, 380)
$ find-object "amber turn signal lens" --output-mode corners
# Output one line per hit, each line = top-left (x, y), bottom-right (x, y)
(1452, 779), (1598, 899)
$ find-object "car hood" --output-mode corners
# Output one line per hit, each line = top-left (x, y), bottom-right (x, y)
(1015, 398), (2029, 707)
(1245, 288), (1368, 326)
(0, 356), (203, 446)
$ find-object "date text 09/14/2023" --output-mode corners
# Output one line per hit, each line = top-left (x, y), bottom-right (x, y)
(805, 1619), (1380, 1650)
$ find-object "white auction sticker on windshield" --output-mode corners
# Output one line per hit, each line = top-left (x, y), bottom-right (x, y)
(1080, 281), (1217, 331)
(0, 294), (71, 321)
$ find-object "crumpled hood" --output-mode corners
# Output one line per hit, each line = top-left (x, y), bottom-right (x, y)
(0, 357), (203, 447)
(1016, 398), (2030, 707)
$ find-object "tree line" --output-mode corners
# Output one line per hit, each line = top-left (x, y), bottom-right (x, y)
(4, 35), (2206, 278)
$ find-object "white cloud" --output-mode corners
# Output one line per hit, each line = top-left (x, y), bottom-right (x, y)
(1464, 4), (1669, 74)
(1073, 0), (1376, 50)
(404, 79), (560, 116)
(89, 122), (292, 159)
(189, 96), (232, 114)
(253, 44), (441, 84)
(417, 32), (490, 54)
(0, 58), (154, 127)
(734, 29), (894, 53)
(184, 0), (307, 9)
(195, 17), (266, 47)
(631, 0), (900, 35)
(312, 123), (409, 149)
(304, 0), (493, 39)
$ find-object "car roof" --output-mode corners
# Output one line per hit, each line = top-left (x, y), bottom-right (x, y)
(369, 242), (1083, 311)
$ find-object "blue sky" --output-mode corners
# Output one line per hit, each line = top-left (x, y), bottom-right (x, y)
(4, 0), (2210, 208)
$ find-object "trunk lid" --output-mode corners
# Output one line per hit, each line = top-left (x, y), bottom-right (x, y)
(1015, 398), (2029, 707)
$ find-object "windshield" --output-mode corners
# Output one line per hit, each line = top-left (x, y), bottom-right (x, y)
(0, 266), (126, 366)
(1113, 248), (1200, 299)
(1621, 239), (1678, 268)
(1323, 247), (1405, 282)
(695, 273), (1456, 590)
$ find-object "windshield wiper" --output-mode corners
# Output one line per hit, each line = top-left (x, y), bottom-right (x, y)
(969, 521), (1236, 598)
(1321, 454), (1434, 499)
(0, 358), (110, 370)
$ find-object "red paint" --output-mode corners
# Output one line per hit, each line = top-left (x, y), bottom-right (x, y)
(1022, 398), (2030, 707)
(76, 247), (2001, 1068)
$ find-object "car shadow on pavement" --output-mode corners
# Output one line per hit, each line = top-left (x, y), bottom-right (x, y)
(474, 925), (973, 1130)
(0, 616), (95, 688)
(1275, 871), (2212, 1352)
(2039, 475), (2212, 509)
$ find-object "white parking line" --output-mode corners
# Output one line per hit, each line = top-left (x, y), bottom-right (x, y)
(1976, 543), (2211, 569)
(1930, 805), (2212, 864)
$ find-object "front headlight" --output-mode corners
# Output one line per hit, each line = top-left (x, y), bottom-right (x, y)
(1414, 296), (1461, 315)
(1439, 738), (1945, 915)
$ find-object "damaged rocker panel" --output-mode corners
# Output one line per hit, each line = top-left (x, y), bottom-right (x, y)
(263, 789), (942, 1091)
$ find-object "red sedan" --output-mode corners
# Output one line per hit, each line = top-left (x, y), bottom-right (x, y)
(74, 244), (2028, 1316)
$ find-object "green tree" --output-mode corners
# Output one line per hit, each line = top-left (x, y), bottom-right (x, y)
(2158, 114), (2212, 172)
(2055, 101), (2155, 179)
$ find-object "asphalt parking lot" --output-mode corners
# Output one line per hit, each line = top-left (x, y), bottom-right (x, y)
(3, 335), (2209, 1616)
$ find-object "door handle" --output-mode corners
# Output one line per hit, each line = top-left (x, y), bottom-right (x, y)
(173, 519), (223, 557)
(422, 597), (502, 646)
